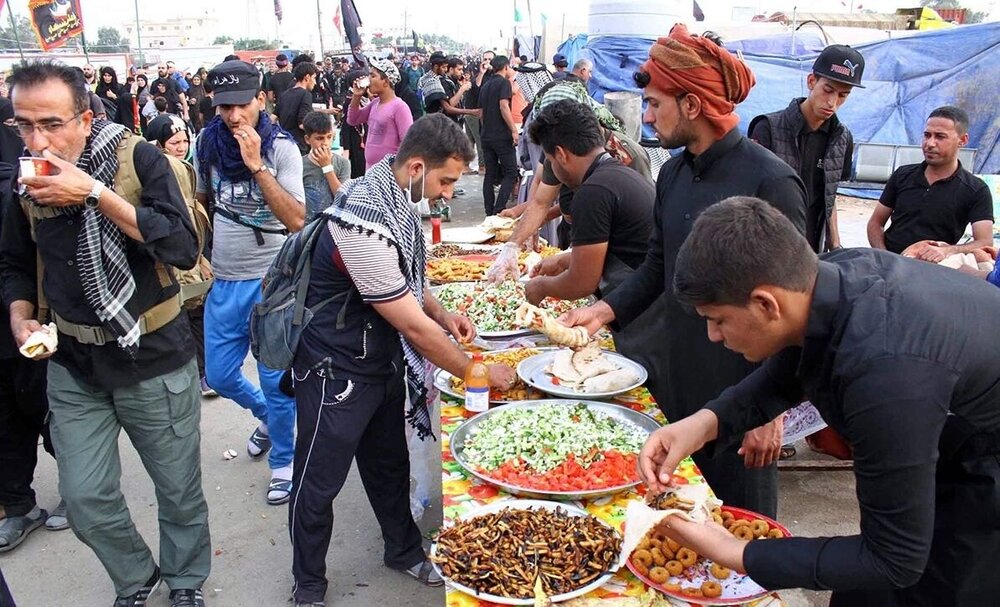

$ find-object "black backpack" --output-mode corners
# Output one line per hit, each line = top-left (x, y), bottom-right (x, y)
(250, 214), (354, 370)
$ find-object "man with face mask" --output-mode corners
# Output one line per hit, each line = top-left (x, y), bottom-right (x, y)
(560, 24), (807, 519)
(287, 113), (515, 606)
(195, 60), (305, 508)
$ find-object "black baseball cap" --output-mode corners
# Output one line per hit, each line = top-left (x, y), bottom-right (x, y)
(208, 60), (261, 107)
(552, 53), (568, 68)
(812, 44), (865, 88)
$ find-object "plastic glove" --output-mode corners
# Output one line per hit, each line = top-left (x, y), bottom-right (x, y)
(486, 243), (521, 283)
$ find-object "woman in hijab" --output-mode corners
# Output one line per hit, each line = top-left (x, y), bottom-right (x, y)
(95, 66), (135, 130)
(186, 73), (207, 132)
(135, 73), (150, 127)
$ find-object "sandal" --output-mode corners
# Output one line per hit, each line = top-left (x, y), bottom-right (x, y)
(0, 508), (47, 553)
(267, 478), (293, 506)
(247, 427), (272, 459)
(401, 557), (444, 587)
(780, 444), (797, 460)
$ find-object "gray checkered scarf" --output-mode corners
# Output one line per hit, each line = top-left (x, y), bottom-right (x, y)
(25, 120), (137, 354)
(323, 156), (434, 440)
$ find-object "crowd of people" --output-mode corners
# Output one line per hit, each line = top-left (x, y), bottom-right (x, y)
(0, 23), (997, 607)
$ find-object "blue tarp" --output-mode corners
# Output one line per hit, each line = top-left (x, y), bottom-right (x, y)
(555, 34), (589, 70)
(580, 22), (1000, 173)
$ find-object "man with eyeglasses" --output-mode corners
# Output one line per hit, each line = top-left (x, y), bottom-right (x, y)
(559, 25), (807, 519)
(0, 60), (211, 607)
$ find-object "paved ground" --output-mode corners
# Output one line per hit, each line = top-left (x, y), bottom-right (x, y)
(0, 174), (873, 606)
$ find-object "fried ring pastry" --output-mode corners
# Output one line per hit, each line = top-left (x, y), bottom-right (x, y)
(710, 562), (731, 580)
(665, 560), (684, 576)
(648, 566), (670, 584)
(702, 581), (723, 598)
(676, 547), (698, 567)
(751, 520), (770, 538)
(632, 549), (653, 569)
(733, 525), (755, 541)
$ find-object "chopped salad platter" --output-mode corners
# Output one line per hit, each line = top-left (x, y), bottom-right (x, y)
(434, 281), (590, 339)
(450, 400), (659, 500)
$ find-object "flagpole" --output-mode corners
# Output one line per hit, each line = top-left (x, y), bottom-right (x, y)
(7, 3), (24, 63)
(133, 0), (143, 68)
(80, 30), (91, 63)
(316, 0), (325, 56)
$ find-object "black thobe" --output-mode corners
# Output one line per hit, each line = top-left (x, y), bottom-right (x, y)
(603, 127), (807, 517)
(705, 249), (1000, 605)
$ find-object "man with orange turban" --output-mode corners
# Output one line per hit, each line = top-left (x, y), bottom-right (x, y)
(560, 24), (808, 518)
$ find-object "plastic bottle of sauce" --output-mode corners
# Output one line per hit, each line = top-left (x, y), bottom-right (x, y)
(464, 353), (489, 414)
(430, 210), (442, 244)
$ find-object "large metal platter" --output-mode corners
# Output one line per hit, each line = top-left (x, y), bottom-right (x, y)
(431, 499), (620, 605)
(433, 348), (551, 404)
(431, 282), (537, 339)
(517, 349), (648, 400)
(450, 399), (660, 501)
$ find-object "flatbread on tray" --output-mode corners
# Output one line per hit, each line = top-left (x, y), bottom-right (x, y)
(618, 484), (722, 567)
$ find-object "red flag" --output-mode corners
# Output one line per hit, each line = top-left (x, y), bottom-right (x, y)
(28, 0), (85, 52)
(333, 3), (343, 37)
(274, 0), (282, 24)
(0, 2), (7, 14)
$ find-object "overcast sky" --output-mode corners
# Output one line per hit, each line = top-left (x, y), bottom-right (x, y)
(7, 0), (997, 49)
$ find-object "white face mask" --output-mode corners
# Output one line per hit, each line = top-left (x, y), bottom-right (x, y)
(405, 167), (428, 215)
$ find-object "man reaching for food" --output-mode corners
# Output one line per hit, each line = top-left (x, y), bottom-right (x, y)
(640, 197), (1000, 606)
(517, 99), (670, 408)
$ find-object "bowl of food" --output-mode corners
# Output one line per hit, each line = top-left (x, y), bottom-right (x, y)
(517, 342), (648, 400)
(431, 500), (622, 605)
(451, 399), (659, 500)
(434, 347), (547, 403)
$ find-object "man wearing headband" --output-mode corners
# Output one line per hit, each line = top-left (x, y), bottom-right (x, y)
(560, 24), (807, 518)
(268, 54), (294, 105)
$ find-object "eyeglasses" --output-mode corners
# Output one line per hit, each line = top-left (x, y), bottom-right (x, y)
(14, 111), (85, 138)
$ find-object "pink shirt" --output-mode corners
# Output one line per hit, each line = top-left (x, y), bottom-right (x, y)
(347, 97), (414, 170)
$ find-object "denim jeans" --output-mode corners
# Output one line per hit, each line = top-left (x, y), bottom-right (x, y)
(204, 278), (295, 469)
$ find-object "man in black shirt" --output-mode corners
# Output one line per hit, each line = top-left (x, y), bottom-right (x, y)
(153, 62), (188, 119)
(868, 105), (993, 259)
(440, 56), (475, 125)
(478, 55), (520, 216)
(642, 197), (1000, 607)
(268, 54), (294, 105)
(0, 61), (210, 607)
(561, 25), (807, 518)
(278, 61), (319, 154)
(750, 44), (862, 252)
(464, 51), (495, 173)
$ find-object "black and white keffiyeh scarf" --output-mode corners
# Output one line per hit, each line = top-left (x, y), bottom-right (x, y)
(24, 120), (136, 354)
(323, 156), (434, 440)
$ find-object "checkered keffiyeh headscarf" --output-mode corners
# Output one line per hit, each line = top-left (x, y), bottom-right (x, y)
(323, 156), (434, 440)
(370, 58), (401, 86)
(22, 120), (138, 355)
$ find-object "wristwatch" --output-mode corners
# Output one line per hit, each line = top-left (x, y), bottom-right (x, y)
(84, 180), (104, 210)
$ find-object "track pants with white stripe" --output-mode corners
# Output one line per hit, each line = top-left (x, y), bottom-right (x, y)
(288, 366), (425, 604)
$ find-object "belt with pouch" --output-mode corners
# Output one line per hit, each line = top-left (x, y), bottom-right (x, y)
(53, 294), (182, 346)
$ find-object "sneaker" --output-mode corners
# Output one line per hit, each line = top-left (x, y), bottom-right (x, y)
(200, 377), (218, 398)
(247, 426), (271, 459)
(112, 566), (160, 607)
(169, 589), (205, 607)
(45, 498), (69, 531)
(453, 188), (465, 197)
(294, 602), (325, 607)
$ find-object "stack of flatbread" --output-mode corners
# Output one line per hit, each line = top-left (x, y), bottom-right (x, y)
(516, 302), (589, 347)
(545, 341), (640, 394)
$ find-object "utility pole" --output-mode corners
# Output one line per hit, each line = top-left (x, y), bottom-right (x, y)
(80, 31), (91, 63)
(6, 3), (24, 63)
(133, 0), (143, 67)
(315, 0), (325, 56)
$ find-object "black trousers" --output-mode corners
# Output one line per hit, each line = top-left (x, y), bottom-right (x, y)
(288, 367), (424, 603)
(0, 567), (15, 607)
(829, 452), (1000, 606)
(482, 139), (518, 216)
(0, 356), (52, 517)
(187, 306), (206, 378)
(341, 124), (366, 178)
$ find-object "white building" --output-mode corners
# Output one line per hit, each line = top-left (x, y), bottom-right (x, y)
(123, 12), (221, 49)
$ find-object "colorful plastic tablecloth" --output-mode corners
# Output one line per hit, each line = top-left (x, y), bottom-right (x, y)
(439, 385), (784, 607)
